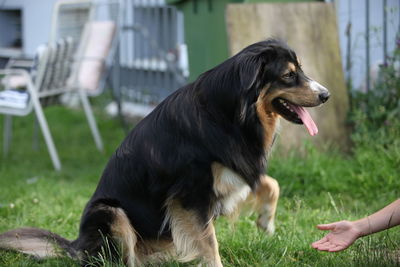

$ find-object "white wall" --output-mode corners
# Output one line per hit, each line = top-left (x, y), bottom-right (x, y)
(1, 0), (58, 56)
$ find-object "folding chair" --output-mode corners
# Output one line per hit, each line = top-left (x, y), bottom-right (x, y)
(0, 38), (103, 171)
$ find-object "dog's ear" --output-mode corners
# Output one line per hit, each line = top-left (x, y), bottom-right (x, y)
(239, 47), (276, 90)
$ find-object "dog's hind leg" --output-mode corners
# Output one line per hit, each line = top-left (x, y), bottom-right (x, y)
(109, 207), (139, 266)
(72, 203), (140, 266)
(254, 175), (280, 234)
(166, 200), (223, 267)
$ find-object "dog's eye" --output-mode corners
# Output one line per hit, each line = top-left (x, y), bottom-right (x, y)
(282, 71), (296, 79)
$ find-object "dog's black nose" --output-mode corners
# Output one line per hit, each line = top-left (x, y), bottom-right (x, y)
(319, 91), (330, 103)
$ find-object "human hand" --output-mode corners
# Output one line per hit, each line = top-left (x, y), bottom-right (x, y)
(311, 220), (362, 252)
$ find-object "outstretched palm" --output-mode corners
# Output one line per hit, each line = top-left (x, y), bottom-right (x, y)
(311, 220), (361, 252)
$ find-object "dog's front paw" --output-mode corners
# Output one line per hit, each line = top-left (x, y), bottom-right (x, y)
(257, 215), (275, 235)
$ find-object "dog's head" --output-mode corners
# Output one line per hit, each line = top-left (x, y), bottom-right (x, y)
(236, 39), (330, 136)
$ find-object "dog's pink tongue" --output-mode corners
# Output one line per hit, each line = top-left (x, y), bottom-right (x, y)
(288, 104), (318, 136)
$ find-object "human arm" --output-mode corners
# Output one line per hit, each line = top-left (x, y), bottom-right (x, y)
(312, 199), (400, 252)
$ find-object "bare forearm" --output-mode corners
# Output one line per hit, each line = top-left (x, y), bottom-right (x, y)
(353, 199), (400, 237)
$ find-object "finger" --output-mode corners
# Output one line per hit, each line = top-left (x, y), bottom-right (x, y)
(312, 236), (328, 247)
(316, 223), (337, 230)
(328, 244), (348, 252)
(315, 241), (333, 249)
(314, 245), (330, 251)
(312, 240), (331, 250)
(325, 243), (339, 251)
(316, 242), (336, 251)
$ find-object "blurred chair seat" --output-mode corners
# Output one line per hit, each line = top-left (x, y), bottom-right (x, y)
(0, 89), (29, 109)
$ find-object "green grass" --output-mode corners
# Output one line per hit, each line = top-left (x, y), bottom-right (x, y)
(0, 106), (399, 266)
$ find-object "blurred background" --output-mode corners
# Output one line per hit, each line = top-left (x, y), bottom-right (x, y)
(1, 0), (397, 151)
(0, 0), (398, 168)
(0, 1), (399, 266)
(1, 1), (398, 89)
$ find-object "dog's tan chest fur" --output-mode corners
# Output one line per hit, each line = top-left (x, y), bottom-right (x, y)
(212, 162), (251, 215)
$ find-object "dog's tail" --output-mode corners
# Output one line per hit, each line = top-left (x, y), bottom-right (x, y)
(0, 227), (79, 260)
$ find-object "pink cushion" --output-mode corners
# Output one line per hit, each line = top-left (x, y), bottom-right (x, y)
(77, 21), (116, 93)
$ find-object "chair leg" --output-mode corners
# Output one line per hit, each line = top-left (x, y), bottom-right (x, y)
(3, 115), (12, 157)
(32, 100), (62, 171)
(33, 116), (40, 150)
(78, 89), (104, 151)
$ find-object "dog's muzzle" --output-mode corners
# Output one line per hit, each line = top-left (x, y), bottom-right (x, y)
(309, 80), (330, 104)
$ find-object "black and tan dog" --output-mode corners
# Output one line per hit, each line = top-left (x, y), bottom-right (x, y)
(0, 39), (329, 266)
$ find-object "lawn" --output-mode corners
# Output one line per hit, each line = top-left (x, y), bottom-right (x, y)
(0, 104), (399, 266)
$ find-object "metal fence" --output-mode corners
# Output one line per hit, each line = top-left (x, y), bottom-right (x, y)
(115, 0), (188, 105)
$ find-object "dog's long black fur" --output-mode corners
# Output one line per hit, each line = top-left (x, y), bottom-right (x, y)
(0, 39), (324, 265)
(77, 41), (285, 240)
